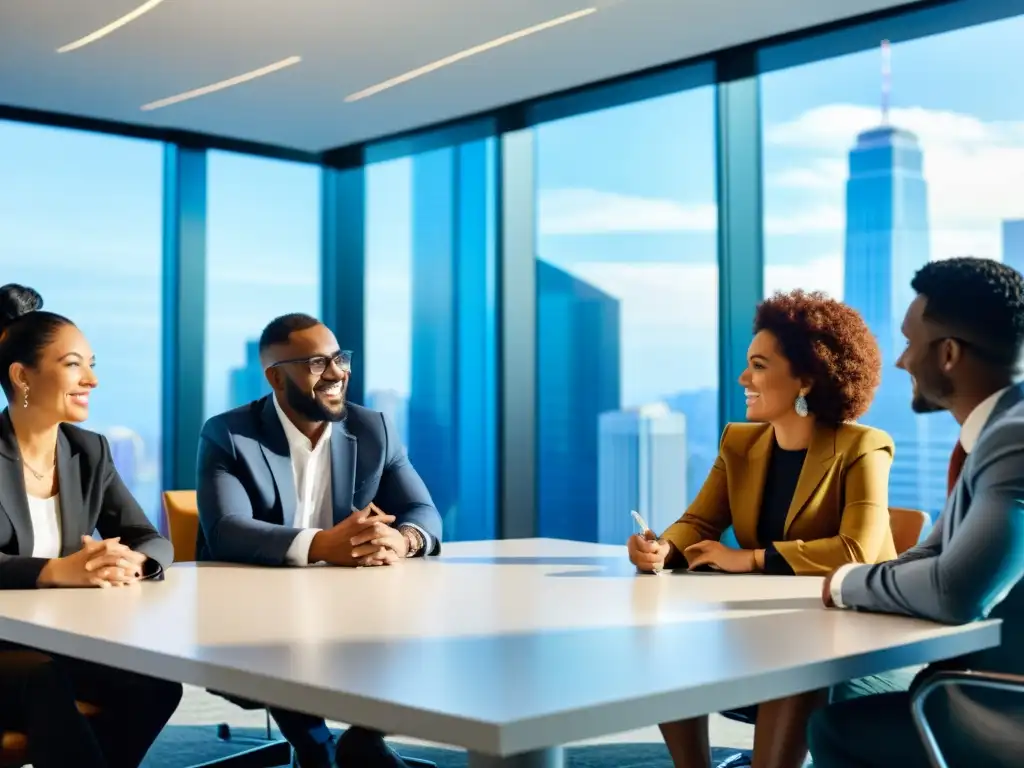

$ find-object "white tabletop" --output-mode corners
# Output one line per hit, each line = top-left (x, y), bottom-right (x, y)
(0, 538), (1000, 756)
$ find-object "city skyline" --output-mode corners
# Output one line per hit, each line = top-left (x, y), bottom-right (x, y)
(2, 12), (1024, 528)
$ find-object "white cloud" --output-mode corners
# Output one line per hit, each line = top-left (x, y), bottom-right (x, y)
(764, 255), (844, 298)
(539, 188), (717, 234)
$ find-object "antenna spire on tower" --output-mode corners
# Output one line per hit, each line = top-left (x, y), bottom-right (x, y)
(881, 39), (891, 126)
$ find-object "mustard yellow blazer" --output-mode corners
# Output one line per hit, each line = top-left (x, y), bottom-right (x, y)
(660, 421), (897, 575)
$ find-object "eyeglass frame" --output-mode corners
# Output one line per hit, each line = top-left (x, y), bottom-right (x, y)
(265, 350), (353, 376)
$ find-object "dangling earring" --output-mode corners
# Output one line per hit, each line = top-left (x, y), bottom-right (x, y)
(794, 392), (809, 418)
(21, 386), (28, 409)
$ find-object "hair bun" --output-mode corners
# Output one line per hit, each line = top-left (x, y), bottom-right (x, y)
(0, 284), (43, 332)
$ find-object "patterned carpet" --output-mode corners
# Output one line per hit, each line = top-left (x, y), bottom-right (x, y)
(141, 725), (752, 767)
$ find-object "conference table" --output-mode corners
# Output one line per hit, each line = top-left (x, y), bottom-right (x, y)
(0, 538), (1000, 767)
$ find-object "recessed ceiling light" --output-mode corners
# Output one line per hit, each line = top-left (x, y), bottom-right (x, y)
(58, 0), (168, 53)
(344, 7), (598, 103)
(140, 56), (302, 111)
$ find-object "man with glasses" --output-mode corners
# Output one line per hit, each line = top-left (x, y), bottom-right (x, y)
(809, 257), (1024, 768)
(196, 313), (442, 768)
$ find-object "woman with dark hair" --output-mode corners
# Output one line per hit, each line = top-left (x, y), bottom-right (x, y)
(628, 290), (902, 768)
(0, 284), (181, 767)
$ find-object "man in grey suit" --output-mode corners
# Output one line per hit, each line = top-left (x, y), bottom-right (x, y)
(809, 257), (1024, 767)
(197, 313), (443, 768)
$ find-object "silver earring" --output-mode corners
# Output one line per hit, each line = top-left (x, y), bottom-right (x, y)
(794, 393), (809, 417)
(21, 387), (28, 409)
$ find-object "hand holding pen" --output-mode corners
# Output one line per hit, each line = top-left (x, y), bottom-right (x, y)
(626, 510), (671, 574)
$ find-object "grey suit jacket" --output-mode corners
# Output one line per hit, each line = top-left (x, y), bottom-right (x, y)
(840, 383), (1024, 675)
(0, 409), (172, 589)
(195, 396), (442, 565)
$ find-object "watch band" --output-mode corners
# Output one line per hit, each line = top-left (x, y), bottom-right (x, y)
(398, 525), (424, 557)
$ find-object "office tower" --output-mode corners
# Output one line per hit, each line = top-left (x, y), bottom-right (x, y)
(597, 403), (687, 545)
(537, 259), (621, 542)
(367, 389), (409, 445)
(104, 426), (144, 492)
(842, 43), (955, 517)
(1003, 220), (1024, 274)
(228, 339), (269, 408)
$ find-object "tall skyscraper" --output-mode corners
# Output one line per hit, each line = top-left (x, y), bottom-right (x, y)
(1002, 220), (1024, 274)
(597, 403), (687, 545)
(537, 259), (621, 542)
(842, 44), (956, 518)
(229, 340), (269, 408)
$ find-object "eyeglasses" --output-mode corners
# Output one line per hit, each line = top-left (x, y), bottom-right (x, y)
(267, 350), (353, 376)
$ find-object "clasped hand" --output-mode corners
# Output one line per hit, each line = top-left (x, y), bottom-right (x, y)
(308, 503), (408, 567)
(37, 536), (148, 588)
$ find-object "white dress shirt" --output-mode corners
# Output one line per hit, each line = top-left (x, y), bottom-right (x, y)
(830, 386), (1011, 608)
(27, 494), (61, 559)
(275, 396), (335, 567)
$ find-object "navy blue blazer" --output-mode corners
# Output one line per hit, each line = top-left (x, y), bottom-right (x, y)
(195, 396), (442, 565)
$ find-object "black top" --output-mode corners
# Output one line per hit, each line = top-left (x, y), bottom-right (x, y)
(757, 444), (807, 576)
(0, 409), (172, 590)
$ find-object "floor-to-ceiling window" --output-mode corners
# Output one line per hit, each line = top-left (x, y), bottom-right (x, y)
(0, 121), (164, 523)
(533, 84), (720, 544)
(364, 140), (498, 541)
(205, 152), (320, 420)
(760, 12), (1024, 519)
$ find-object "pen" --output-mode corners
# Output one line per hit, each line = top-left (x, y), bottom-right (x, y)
(630, 510), (662, 575)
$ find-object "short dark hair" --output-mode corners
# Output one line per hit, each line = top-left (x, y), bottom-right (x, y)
(258, 313), (321, 356)
(754, 290), (882, 425)
(911, 257), (1024, 371)
(0, 284), (74, 398)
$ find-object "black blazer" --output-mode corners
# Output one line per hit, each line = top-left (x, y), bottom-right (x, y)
(0, 409), (173, 589)
(196, 397), (443, 565)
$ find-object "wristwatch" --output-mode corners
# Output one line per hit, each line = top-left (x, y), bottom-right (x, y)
(398, 525), (424, 557)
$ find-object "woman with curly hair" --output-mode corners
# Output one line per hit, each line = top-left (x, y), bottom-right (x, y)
(628, 289), (903, 768)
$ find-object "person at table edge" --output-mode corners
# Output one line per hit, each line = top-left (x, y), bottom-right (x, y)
(809, 257), (1024, 768)
(196, 312), (442, 768)
(628, 289), (901, 768)
(0, 283), (181, 768)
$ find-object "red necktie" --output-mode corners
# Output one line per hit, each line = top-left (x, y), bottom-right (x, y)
(947, 440), (967, 495)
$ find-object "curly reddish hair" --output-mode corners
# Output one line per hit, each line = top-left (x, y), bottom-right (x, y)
(753, 290), (882, 425)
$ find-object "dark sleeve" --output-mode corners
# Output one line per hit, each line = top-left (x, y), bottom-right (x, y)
(0, 553), (50, 590)
(762, 543), (795, 575)
(195, 421), (304, 566)
(372, 412), (443, 556)
(94, 436), (173, 576)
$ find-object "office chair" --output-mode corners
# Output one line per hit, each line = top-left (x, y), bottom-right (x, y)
(162, 491), (435, 768)
(912, 669), (1024, 768)
(888, 506), (929, 555)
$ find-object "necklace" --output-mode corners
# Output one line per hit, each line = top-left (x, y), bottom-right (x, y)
(22, 454), (55, 481)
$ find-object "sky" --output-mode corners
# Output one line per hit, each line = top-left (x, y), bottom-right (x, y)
(2, 10), (1024, 502)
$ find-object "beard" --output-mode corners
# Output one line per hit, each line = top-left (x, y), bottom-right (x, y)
(911, 367), (954, 414)
(283, 376), (347, 423)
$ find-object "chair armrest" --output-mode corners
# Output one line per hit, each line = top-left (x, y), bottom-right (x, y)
(911, 670), (1024, 768)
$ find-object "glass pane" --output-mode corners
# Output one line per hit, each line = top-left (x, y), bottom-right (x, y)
(761, 15), (1024, 518)
(0, 122), (164, 523)
(205, 152), (320, 419)
(535, 86), (720, 544)
(365, 142), (498, 542)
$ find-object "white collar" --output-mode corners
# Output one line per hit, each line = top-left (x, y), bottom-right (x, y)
(960, 387), (1009, 454)
(272, 395), (332, 452)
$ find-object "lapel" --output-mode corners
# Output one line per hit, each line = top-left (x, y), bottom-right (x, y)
(783, 423), (837, 535)
(957, 382), (1024, 495)
(258, 398), (297, 526)
(0, 410), (33, 555)
(55, 429), (85, 555)
(731, 426), (774, 546)
(330, 421), (357, 525)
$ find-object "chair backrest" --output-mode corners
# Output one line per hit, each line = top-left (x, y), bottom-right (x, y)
(163, 490), (199, 563)
(889, 506), (929, 555)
